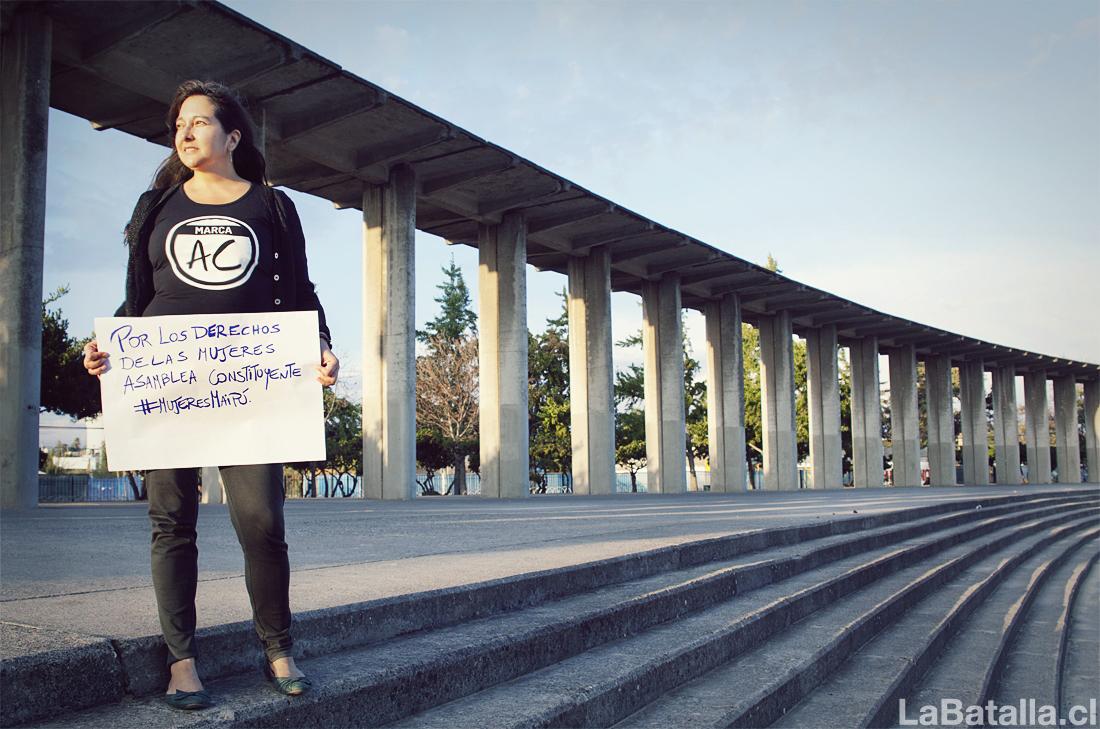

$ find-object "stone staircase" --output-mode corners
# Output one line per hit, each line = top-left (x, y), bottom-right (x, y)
(6, 488), (1099, 728)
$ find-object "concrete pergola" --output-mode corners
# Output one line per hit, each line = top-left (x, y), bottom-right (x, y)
(3, 1), (1098, 508)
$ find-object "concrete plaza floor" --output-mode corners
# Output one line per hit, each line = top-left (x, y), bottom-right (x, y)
(2, 484), (1098, 661)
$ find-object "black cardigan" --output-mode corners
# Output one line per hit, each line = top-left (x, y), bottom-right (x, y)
(116, 183), (332, 346)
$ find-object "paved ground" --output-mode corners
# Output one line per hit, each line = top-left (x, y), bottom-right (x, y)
(2, 484), (1097, 661)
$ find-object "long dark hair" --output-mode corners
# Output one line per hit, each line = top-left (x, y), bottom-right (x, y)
(151, 80), (267, 190)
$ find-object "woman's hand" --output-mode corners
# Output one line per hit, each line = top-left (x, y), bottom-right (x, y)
(316, 339), (339, 387)
(83, 340), (110, 377)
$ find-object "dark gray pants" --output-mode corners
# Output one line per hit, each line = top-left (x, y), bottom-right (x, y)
(146, 463), (292, 665)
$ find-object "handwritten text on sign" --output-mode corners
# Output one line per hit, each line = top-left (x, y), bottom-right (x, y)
(95, 311), (326, 471)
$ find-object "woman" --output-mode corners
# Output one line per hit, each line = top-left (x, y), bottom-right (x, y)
(83, 80), (339, 710)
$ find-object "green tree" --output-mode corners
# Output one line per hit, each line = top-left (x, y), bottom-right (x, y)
(40, 287), (100, 419)
(838, 348), (853, 479)
(415, 428), (451, 495)
(528, 290), (572, 492)
(289, 390), (362, 497)
(682, 330), (708, 490)
(323, 390), (363, 494)
(416, 334), (479, 494)
(742, 322), (763, 472)
(43, 446), (64, 475)
(613, 361), (646, 491)
(616, 411), (647, 491)
(613, 312), (708, 489)
(417, 256), (477, 344)
(93, 442), (109, 477)
(793, 338), (808, 462)
(415, 259), (480, 493)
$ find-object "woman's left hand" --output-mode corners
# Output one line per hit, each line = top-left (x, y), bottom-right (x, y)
(316, 340), (339, 387)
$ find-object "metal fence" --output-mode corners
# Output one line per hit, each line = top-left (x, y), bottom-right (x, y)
(40, 466), (813, 502)
(39, 475), (140, 503)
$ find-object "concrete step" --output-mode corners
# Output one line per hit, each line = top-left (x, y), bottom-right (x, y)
(1060, 554), (1100, 717)
(773, 521), (1099, 728)
(383, 503), (1097, 729)
(994, 536), (1100, 710)
(888, 536), (1099, 728)
(5, 491), (1086, 728)
(609, 509), (1098, 729)
(8, 492), (1091, 727)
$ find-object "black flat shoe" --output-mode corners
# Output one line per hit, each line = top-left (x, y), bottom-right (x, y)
(162, 689), (214, 711)
(263, 660), (312, 697)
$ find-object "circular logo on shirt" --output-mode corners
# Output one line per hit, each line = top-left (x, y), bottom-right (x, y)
(165, 216), (259, 290)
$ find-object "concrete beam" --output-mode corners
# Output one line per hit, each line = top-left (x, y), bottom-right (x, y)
(642, 275), (687, 493)
(849, 337), (883, 488)
(645, 251), (720, 277)
(705, 294), (747, 492)
(526, 205), (612, 235)
(783, 300), (842, 319)
(924, 354), (956, 486)
(681, 266), (757, 287)
(1053, 376), (1081, 484)
(567, 248), (616, 495)
(274, 96), (386, 144)
(1, 8), (51, 510)
(478, 182), (566, 217)
(761, 293), (829, 314)
(610, 238), (683, 264)
(887, 345), (921, 487)
(1085, 379), (1099, 482)
(849, 320), (907, 338)
(959, 359), (989, 485)
(889, 328), (935, 346)
(479, 213), (530, 498)
(806, 325), (842, 489)
(572, 224), (656, 252)
(362, 167), (418, 500)
(1023, 370), (1052, 485)
(354, 126), (453, 170)
(813, 310), (875, 328)
(992, 366), (1021, 485)
(734, 282), (791, 303)
(759, 311), (798, 490)
(421, 157), (518, 196)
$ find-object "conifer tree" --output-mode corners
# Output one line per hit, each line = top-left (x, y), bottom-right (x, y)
(417, 255), (477, 346)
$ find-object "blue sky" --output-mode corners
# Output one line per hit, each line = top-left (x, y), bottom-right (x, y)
(42, 0), (1100, 403)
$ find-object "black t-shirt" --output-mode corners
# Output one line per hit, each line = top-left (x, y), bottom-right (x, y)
(143, 184), (275, 317)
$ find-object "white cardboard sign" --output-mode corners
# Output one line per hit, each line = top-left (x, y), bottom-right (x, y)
(94, 311), (326, 471)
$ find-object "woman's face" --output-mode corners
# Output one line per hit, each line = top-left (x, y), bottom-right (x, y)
(174, 95), (239, 172)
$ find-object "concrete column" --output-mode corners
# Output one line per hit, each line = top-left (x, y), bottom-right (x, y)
(362, 166), (417, 500)
(567, 247), (615, 495)
(849, 337), (883, 488)
(1085, 379), (1100, 483)
(959, 360), (989, 485)
(924, 354), (956, 486)
(704, 294), (746, 492)
(806, 325), (842, 489)
(478, 212), (530, 498)
(641, 275), (686, 493)
(0, 9), (51, 510)
(1024, 370), (1052, 484)
(991, 366), (1021, 485)
(887, 345), (921, 487)
(758, 311), (797, 490)
(200, 466), (224, 505)
(1053, 376), (1081, 484)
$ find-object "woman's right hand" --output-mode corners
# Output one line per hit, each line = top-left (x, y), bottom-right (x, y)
(83, 340), (110, 377)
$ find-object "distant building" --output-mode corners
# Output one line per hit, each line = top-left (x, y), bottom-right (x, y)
(39, 412), (104, 452)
